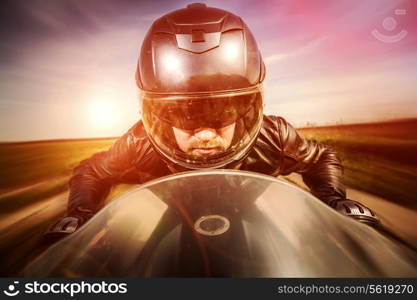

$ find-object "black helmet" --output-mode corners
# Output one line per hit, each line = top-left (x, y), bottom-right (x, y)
(137, 3), (265, 169)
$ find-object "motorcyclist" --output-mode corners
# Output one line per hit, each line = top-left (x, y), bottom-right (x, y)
(46, 3), (378, 238)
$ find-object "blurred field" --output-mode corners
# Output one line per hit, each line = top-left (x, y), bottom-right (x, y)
(299, 118), (417, 208)
(0, 138), (116, 214)
(0, 138), (116, 190)
(0, 119), (417, 276)
(0, 138), (121, 276)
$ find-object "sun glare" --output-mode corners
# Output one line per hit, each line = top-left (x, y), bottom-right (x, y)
(80, 87), (139, 137)
(88, 99), (116, 128)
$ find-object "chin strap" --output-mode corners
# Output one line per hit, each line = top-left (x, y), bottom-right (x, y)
(330, 199), (380, 227)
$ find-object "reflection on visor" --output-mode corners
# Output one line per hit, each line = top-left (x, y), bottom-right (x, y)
(143, 93), (258, 130)
(141, 90), (263, 169)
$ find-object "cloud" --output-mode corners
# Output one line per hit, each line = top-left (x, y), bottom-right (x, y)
(264, 36), (329, 65)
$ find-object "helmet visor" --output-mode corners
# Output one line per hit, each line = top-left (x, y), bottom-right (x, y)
(141, 89), (263, 169)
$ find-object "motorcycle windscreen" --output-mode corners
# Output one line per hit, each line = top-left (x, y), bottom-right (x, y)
(23, 170), (417, 277)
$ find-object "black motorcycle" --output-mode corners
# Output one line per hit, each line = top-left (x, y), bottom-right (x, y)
(23, 170), (417, 277)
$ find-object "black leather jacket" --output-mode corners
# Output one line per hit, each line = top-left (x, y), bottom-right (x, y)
(67, 115), (346, 216)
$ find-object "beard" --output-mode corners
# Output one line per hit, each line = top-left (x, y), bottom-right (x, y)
(188, 136), (229, 158)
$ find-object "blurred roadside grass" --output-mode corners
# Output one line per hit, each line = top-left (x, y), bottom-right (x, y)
(0, 138), (116, 189)
(0, 139), (116, 214)
(299, 118), (417, 208)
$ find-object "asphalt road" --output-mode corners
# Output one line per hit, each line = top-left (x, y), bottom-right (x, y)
(283, 174), (417, 250)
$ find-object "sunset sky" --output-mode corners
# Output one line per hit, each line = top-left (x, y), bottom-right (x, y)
(1, 0), (416, 141)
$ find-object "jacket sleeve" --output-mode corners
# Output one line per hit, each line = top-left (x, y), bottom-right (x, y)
(273, 116), (346, 205)
(67, 122), (146, 216)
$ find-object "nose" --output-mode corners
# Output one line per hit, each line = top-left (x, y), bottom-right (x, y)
(194, 128), (217, 140)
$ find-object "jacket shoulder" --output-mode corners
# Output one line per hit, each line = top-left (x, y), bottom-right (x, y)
(260, 115), (291, 150)
(130, 120), (147, 139)
(120, 121), (155, 165)
(263, 115), (293, 138)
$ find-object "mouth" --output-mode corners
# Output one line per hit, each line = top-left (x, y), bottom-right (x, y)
(191, 147), (221, 155)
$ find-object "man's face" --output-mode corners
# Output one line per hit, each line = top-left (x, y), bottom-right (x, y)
(173, 123), (236, 158)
